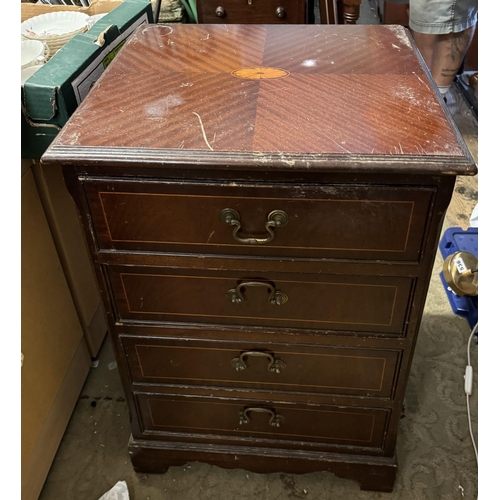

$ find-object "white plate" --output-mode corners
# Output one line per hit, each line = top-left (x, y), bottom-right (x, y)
(21, 65), (43, 86)
(88, 13), (108, 25)
(21, 11), (90, 38)
(21, 40), (46, 69)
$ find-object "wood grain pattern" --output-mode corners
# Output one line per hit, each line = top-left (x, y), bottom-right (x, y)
(136, 393), (391, 451)
(44, 24), (474, 172)
(108, 266), (413, 333)
(197, 0), (306, 24)
(44, 24), (477, 493)
(128, 437), (398, 491)
(122, 335), (401, 397)
(84, 179), (434, 261)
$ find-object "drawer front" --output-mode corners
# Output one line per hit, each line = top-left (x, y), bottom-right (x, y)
(108, 266), (413, 333)
(123, 336), (401, 398)
(85, 180), (434, 261)
(198, 0), (304, 24)
(136, 393), (390, 450)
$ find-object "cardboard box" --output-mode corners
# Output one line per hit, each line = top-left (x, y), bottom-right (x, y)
(22, 162), (91, 500)
(21, 0), (124, 22)
(21, 0), (153, 159)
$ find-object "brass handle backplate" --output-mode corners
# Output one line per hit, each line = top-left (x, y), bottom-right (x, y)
(238, 407), (284, 427)
(220, 208), (288, 245)
(227, 281), (288, 306)
(231, 351), (287, 373)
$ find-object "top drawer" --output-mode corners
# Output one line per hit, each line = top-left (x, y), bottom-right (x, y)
(84, 179), (434, 261)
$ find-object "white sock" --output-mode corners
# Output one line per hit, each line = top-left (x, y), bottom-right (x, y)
(438, 85), (451, 94)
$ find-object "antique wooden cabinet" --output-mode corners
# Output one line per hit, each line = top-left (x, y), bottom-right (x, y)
(42, 24), (476, 492)
(196, 0), (308, 24)
(195, 0), (361, 24)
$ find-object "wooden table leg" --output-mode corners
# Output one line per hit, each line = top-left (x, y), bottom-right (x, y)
(319, 0), (362, 24)
(340, 0), (362, 23)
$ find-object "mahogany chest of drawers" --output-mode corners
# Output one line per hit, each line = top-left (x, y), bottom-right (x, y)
(196, 0), (308, 24)
(42, 24), (476, 492)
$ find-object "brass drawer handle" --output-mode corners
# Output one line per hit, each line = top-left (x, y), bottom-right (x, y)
(220, 208), (288, 245)
(227, 281), (288, 306)
(238, 407), (284, 427)
(231, 351), (287, 373)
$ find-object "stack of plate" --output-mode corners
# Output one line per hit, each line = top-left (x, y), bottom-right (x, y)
(21, 39), (50, 86)
(21, 40), (50, 69)
(21, 65), (43, 86)
(87, 13), (108, 26)
(21, 11), (90, 57)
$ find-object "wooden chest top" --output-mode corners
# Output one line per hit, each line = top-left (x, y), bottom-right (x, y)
(44, 24), (475, 175)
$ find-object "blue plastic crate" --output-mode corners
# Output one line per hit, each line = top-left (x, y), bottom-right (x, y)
(439, 226), (478, 330)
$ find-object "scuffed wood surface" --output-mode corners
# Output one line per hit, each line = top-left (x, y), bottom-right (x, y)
(43, 24), (474, 175)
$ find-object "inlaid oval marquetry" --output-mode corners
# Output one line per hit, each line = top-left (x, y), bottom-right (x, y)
(231, 67), (290, 79)
(43, 24), (476, 166)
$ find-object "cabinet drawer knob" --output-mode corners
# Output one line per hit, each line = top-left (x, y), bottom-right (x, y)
(215, 6), (226, 17)
(239, 407), (284, 427)
(275, 6), (286, 18)
(220, 208), (288, 245)
(231, 351), (287, 373)
(227, 280), (288, 305)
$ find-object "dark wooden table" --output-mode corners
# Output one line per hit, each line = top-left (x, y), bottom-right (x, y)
(196, 0), (309, 23)
(42, 24), (476, 492)
(196, 0), (362, 24)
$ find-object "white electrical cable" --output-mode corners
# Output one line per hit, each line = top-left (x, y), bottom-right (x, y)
(465, 322), (478, 466)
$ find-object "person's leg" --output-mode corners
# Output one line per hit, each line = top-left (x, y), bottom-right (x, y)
(431, 25), (476, 88)
(409, 0), (478, 94)
(410, 30), (436, 69)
